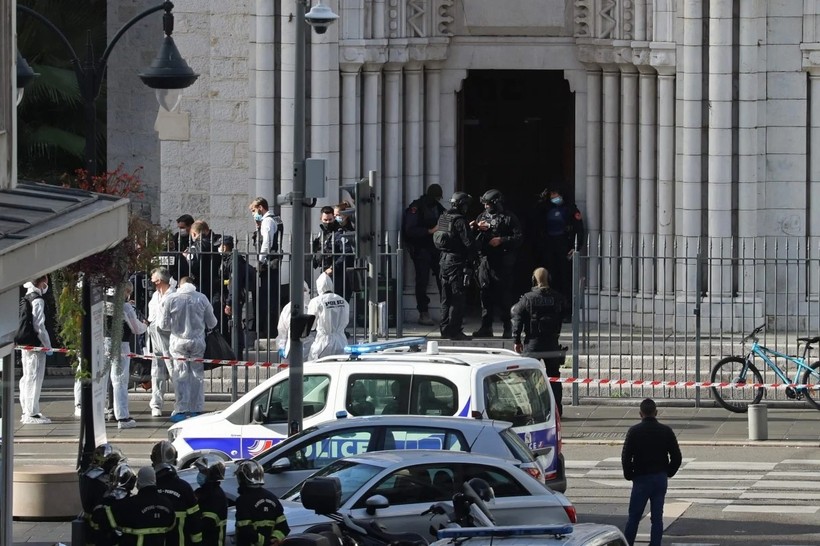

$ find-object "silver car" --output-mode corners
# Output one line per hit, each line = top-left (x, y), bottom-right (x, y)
(278, 450), (576, 537)
(178, 414), (547, 500)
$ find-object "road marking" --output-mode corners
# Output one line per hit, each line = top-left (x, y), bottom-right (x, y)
(636, 501), (690, 541)
(682, 461), (775, 470)
(722, 505), (819, 514)
(780, 459), (820, 465)
(751, 479), (820, 490)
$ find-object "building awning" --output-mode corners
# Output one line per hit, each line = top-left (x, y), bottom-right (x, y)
(0, 182), (129, 293)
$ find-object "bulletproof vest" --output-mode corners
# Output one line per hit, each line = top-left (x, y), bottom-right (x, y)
(14, 292), (43, 346)
(546, 206), (569, 237)
(259, 211), (283, 252)
(527, 291), (562, 337)
(433, 211), (464, 252)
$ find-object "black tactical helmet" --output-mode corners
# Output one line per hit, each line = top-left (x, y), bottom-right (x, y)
(92, 443), (126, 473)
(150, 440), (178, 467)
(480, 189), (503, 205)
(109, 462), (137, 492)
(235, 459), (265, 488)
(194, 455), (226, 484)
(450, 192), (472, 214)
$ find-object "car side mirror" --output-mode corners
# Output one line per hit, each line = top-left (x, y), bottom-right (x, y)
(271, 457), (291, 473)
(252, 405), (266, 423)
(365, 494), (389, 516)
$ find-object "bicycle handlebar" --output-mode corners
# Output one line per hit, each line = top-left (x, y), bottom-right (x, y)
(741, 324), (766, 345)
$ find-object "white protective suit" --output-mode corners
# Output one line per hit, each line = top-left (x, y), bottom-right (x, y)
(307, 273), (349, 360)
(106, 299), (147, 422)
(19, 281), (52, 423)
(276, 282), (315, 361)
(147, 282), (176, 413)
(157, 282), (218, 415)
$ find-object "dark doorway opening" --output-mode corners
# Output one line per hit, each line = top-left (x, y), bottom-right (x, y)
(457, 70), (575, 301)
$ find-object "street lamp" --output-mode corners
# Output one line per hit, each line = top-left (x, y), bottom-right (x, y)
(287, 0), (338, 435)
(16, 0), (198, 177)
(15, 50), (38, 106)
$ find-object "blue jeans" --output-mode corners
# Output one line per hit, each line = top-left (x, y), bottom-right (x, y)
(624, 472), (668, 546)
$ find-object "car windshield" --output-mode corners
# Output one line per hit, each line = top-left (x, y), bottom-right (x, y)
(281, 459), (382, 505)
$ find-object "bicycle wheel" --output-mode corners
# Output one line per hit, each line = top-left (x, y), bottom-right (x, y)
(710, 356), (764, 413)
(800, 361), (820, 411)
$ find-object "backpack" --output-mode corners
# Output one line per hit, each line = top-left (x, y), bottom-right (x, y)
(14, 292), (43, 346)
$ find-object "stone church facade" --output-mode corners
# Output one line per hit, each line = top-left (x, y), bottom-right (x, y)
(108, 1), (820, 329)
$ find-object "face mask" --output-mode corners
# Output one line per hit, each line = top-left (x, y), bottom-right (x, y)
(197, 473), (207, 486)
(253, 212), (264, 222)
(41, 284), (48, 294)
(551, 197), (563, 206)
(335, 216), (344, 223)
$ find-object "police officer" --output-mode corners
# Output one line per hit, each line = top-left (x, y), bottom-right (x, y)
(432, 192), (476, 340)
(511, 267), (566, 415)
(151, 440), (204, 546)
(234, 459), (290, 546)
(472, 189), (523, 339)
(103, 466), (176, 546)
(193, 456), (228, 546)
(402, 184), (446, 326)
(535, 188), (585, 307)
(80, 443), (126, 545)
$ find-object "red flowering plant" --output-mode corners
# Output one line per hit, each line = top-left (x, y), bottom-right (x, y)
(54, 165), (169, 379)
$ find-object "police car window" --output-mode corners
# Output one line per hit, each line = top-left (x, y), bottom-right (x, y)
(410, 377), (457, 416)
(462, 464), (529, 498)
(251, 375), (330, 423)
(389, 427), (465, 452)
(347, 375), (411, 415)
(271, 429), (374, 472)
(483, 370), (550, 426)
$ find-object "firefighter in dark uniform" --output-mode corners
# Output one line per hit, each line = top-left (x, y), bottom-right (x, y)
(403, 184), (446, 326)
(151, 440), (204, 546)
(511, 267), (566, 416)
(234, 459), (290, 546)
(80, 443), (126, 546)
(193, 455), (228, 546)
(102, 466), (176, 546)
(472, 189), (523, 339)
(89, 461), (139, 546)
(433, 192), (476, 341)
(536, 188), (585, 308)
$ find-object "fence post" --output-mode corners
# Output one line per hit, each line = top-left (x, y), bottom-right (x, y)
(231, 245), (240, 402)
(694, 243), (703, 407)
(367, 171), (380, 341)
(571, 244), (580, 407)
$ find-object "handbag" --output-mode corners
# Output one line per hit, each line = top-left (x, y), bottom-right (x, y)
(204, 329), (236, 371)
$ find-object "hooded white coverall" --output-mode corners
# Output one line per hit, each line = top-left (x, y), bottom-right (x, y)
(276, 282), (315, 361)
(147, 282), (176, 412)
(106, 300), (147, 421)
(307, 273), (349, 360)
(19, 282), (52, 422)
(157, 282), (218, 415)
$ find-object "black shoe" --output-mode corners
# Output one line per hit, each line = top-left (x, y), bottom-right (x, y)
(472, 327), (494, 338)
(449, 331), (472, 341)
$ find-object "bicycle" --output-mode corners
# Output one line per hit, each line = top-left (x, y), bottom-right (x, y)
(710, 324), (820, 413)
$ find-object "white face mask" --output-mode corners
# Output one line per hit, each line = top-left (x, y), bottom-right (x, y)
(40, 283), (48, 294)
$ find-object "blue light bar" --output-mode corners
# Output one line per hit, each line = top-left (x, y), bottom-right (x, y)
(437, 525), (574, 539)
(344, 337), (427, 356)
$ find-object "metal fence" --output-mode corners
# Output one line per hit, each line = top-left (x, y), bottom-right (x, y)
(570, 235), (820, 405)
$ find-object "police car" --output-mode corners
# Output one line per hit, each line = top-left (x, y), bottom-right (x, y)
(431, 524), (628, 546)
(168, 338), (566, 491)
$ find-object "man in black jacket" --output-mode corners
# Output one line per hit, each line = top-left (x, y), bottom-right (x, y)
(621, 398), (682, 546)
(403, 184), (446, 326)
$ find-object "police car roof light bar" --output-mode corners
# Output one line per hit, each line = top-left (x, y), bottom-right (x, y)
(344, 337), (427, 357)
(436, 524), (574, 540)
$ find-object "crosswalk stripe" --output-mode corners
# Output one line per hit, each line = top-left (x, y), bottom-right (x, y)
(722, 505), (819, 513)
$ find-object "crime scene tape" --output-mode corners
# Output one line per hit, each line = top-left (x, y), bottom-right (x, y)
(13, 344), (819, 390)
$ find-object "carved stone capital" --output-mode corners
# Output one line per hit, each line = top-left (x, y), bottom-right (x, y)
(576, 39), (620, 67)
(802, 43), (820, 74)
(388, 39), (410, 65)
(649, 41), (677, 76)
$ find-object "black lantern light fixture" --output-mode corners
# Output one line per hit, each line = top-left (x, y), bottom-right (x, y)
(15, 49), (39, 106)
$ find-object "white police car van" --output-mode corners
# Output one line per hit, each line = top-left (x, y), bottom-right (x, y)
(168, 338), (566, 491)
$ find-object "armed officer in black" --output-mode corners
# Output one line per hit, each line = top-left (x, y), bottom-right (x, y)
(403, 184), (446, 326)
(534, 188), (585, 308)
(432, 192), (476, 341)
(511, 267), (566, 415)
(472, 189), (523, 339)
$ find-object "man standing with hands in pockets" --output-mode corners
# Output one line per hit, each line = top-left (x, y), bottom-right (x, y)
(621, 398), (682, 546)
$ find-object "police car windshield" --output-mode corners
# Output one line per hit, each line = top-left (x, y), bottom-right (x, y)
(252, 425), (321, 461)
(281, 459), (382, 505)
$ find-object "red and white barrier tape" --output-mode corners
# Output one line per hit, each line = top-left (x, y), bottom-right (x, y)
(13, 345), (817, 389)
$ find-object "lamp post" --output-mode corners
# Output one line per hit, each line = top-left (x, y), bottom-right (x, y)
(16, 1), (198, 479)
(288, 0), (338, 435)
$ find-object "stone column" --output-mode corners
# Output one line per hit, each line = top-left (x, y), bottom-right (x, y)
(404, 63), (423, 204)
(372, 0), (385, 39)
(656, 70), (675, 297)
(425, 64), (442, 188)
(637, 67), (657, 296)
(585, 68), (602, 294)
(362, 65), (381, 175)
(708, 0), (734, 299)
(254, 0), (276, 202)
(601, 67), (621, 292)
(341, 65), (361, 187)
(383, 64), (403, 238)
(680, 0), (704, 297)
(810, 69), (820, 300)
(311, 30), (340, 198)
(620, 66), (639, 296)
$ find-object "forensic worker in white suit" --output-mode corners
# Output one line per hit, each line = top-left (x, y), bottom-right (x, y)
(307, 273), (349, 360)
(276, 281), (314, 362)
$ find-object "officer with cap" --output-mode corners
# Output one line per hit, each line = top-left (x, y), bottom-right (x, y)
(511, 267), (567, 415)
(433, 192), (477, 340)
(403, 184), (446, 326)
(151, 440), (204, 546)
(535, 188), (585, 309)
(472, 189), (523, 338)
(235, 459), (290, 546)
